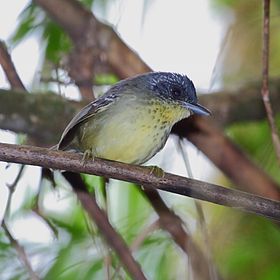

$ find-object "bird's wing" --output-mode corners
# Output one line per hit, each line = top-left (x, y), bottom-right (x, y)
(58, 93), (118, 150)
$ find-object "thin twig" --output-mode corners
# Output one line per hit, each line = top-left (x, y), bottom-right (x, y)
(0, 143), (279, 220)
(177, 138), (218, 280)
(4, 165), (25, 218)
(0, 41), (26, 90)
(261, 0), (280, 165)
(2, 222), (40, 280)
(1, 165), (40, 279)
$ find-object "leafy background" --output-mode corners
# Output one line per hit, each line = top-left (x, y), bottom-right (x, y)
(0, 0), (280, 279)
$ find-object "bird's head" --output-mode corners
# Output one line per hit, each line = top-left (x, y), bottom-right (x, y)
(136, 72), (210, 116)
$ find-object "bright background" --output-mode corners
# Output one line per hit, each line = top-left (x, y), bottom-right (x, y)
(2, 1), (279, 280)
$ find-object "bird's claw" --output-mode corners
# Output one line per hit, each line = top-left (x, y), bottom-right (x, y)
(146, 165), (165, 178)
(82, 149), (95, 165)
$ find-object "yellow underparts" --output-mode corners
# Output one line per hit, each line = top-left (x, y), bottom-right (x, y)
(77, 97), (190, 164)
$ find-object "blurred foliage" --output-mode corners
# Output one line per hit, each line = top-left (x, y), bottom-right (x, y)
(211, 0), (280, 88)
(1, 0), (280, 279)
(11, 3), (71, 64)
(223, 116), (280, 279)
(227, 116), (280, 184)
(10, 0), (99, 88)
(94, 73), (119, 86)
(211, 208), (280, 280)
(11, 0), (98, 60)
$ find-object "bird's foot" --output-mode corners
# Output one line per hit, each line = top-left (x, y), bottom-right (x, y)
(146, 165), (165, 178)
(82, 149), (95, 165)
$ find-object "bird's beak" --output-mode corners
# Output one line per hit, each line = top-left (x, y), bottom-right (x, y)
(184, 102), (211, 116)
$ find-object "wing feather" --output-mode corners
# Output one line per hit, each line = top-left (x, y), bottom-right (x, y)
(57, 79), (136, 150)
(58, 94), (117, 150)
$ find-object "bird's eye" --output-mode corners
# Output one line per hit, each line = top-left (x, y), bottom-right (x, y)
(171, 86), (182, 98)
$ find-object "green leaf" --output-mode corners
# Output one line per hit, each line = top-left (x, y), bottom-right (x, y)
(107, 181), (152, 243)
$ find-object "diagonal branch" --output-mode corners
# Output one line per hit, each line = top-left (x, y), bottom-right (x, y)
(62, 172), (147, 280)
(143, 188), (220, 280)
(33, 0), (150, 77)
(0, 41), (26, 90)
(0, 143), (279, 221)
(34, 0), (150, 100)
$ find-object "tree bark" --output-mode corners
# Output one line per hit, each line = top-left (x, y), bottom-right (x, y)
(0, 143), (279, 220)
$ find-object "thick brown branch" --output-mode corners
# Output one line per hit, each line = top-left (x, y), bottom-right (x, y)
(33, 0), (90, 40)
(0, 89), (80, 145)
(34, 0), (150, 95)
(0, 143), (279, 220)
(0, 88), (279, 200)
(1, 79), (280, 139)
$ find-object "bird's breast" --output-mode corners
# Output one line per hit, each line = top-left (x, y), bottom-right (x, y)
(77, 97), (190, 164)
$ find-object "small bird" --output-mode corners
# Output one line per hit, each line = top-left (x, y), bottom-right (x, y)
(57, 72), (210, 164)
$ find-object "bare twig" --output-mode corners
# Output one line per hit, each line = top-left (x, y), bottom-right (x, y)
(177, 138), (218, 280)
(2, 222), (40, 280)
(62, 172), (147, 280)
(0, 143), (279, 220)
(0, 164), (39, 279)
(261, 0), (280, 165)
(0, 41), (26, 90)
(4, 164), (25, 218)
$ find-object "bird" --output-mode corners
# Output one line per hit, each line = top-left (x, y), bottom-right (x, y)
(57, 72), (210, 165)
